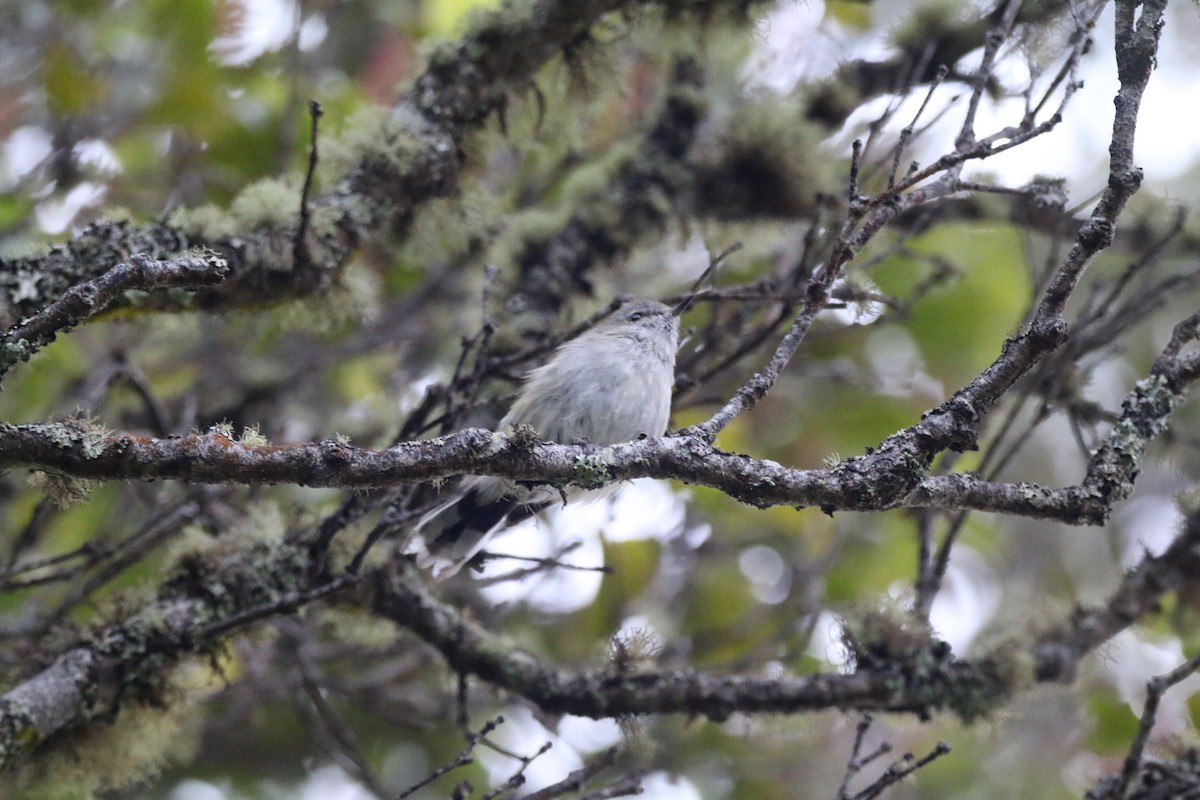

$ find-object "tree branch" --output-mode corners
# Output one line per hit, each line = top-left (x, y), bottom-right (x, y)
(369, 557), (1010, 722)
(0, 0), (739, 326)
(4, 302), (1197, 530)
(1036, 505), (1200, 684)
(0, 251), (228, 381)
(0, 538), (354, 772)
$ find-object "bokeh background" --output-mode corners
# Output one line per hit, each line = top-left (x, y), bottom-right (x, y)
(4, 1), (1200, 798)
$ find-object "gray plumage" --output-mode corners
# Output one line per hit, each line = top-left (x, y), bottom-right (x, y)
(415, 298), (679, 578)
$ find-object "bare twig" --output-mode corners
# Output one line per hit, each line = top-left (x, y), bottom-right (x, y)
(293, 99), (324, 279)
(519, 748), (636, 800)
(286, 621), (388, 797)
(476, 541), (614, 584)
(836, 714), (889, 799)
(482, 739), (554, 799)
(394, 716), (505, 799)
(851, 740), (951, 800)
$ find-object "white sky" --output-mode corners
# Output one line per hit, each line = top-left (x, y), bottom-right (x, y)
(748, 0), (1200, 199)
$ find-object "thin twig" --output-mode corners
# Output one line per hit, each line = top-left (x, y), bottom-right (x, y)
(836, 714), (882, 799)
(289, 626), (388, 797)
(482, 740), (554, 800)
(294, 99), (324, 276)
(196, 576), (355, 639)
(394, 716), (506, 799)
(851, 741), (951, 800)
(1111, 651), (1200, 800)
(520, 748), (632, 800)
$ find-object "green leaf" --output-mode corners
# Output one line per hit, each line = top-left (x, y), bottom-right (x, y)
(876, 223), (1032, 387)
(1086, 690), (1140, 753)
(43, 43), (106, 115)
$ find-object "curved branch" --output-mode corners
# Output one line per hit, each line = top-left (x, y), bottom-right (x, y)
(0, 543), (352, 773)
(1035, 505), (1200, 684)
(0, 250), (228, 381)
(370, 558), (1009, 722)
(4, 490), (1197, 774)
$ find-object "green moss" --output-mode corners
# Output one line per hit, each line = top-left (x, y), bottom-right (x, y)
(889, 0), (977, 58)
(696, 97), (834, 219)
(167, 203), (233, 240)
(558, 142), (640, 207)
(572, 453), (612, 489)
(407, 191), (503, 268)
(497, 207), (572, 267)
(417, 35), (467, 71)
(26, 470), (97, 508)
(608, 626), (661, 674)
(229, 176), (301, 231)
(320, 105), (403, 184)
(505, 423), (543, 450)
(841, 602), (1012, 723)
(10, 663), (209, 799)
(237, 424), (268, 446)
(208, 420), (235, 438)
(974, 632), (1036, 696)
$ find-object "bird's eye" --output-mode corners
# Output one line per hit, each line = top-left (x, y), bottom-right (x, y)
(628, 311), (644, 321)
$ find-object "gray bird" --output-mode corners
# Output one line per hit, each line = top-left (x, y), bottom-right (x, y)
(415, 298), (680, 577)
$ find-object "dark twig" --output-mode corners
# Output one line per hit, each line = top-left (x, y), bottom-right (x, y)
(347, 501), (424, 574)
(457, 671), (471, 732)
(107, 358), (175, 436)
(288, 625), (388, 797)
(197, 576), (355, 640)
(476, 541), (614, 584)
(393, 716), (505, 799)
(836, 714), (889, 799)
(848, 139), (864, 207)
(519, 748), (635, 800)
(888, 65), (947, 190)
(851, 740), (951, 800)
(19, 501), (202, 637)
(671, 241), (742, 317)
(441, 264), (502, 435)
(1035, 508), (1200, 684)
(956, 0), (1023, 149)
(572, 776), (644, 800)
(1110, 652), (1200, 800)
(294, 99), (324, 278)
(482, 740), (554, 799)
(0, 541), (96, 590)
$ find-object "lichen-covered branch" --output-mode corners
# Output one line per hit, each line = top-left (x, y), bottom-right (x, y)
(0, 0), (744, 328)
(3, 321), (1195, 527)
(3, 478), (1197, 776)
(908, 313), (1200, 523)
(0, 536), (998, 774)
(0, 538), (351, 772)
(369, 556), (1013, 722)
(0, 251), (228, 381)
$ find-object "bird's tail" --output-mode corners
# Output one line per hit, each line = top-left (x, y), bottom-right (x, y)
(414, 486), (518, 578)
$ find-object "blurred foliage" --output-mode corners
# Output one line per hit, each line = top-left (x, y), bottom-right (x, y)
(2, 0), (1200, 799)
